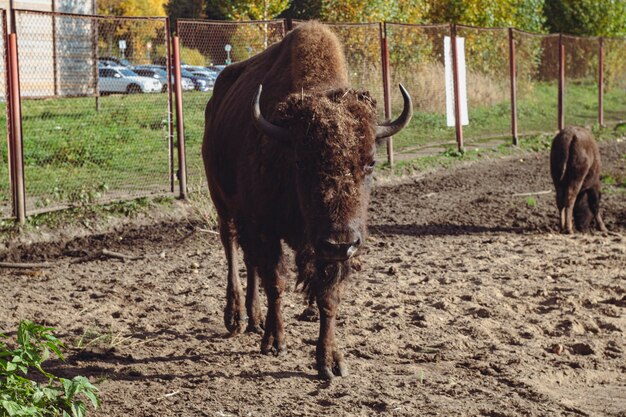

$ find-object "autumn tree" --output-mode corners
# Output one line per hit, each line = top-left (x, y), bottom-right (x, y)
(204, 0), (290, 20)
(97, 0), (168, 64)
(165, 0), (205, 27)
(544, 0), (626, 37)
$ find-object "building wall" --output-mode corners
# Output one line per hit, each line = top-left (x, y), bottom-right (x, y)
(3, 0), (96, 97)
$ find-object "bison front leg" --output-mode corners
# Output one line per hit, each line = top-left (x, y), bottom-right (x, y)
(243, 256), (264, 334)
(316, 288), (348, 379)
(257, 248), (287, 356)
(219, 219), (247, 335)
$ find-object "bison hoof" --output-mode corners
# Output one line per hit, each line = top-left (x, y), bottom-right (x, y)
(261, 341), (286, 356)
(318, 361), (349, 380)
(246, 321), (264, 335)
(224, 310), (248, 335)
(298, 305), (319, 322)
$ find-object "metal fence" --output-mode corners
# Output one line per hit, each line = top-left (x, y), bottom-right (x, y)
(0, 11), (7, 218)
(2, 12), (626, 222)
(12, 10), (173, 214)
(177, 19), (286, 192)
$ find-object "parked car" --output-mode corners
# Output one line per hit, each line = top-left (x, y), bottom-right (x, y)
(98, 59), (119, 68)
(99, 56), (132, 67)
(98, 66), (162, 94)
(183, 65), (221, 87)
(132, 66), (194, 92)
(179, 67), (211, 91)
(141, 65), (211, 92)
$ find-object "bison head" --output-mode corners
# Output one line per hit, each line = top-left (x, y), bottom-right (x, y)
(253, 85), (412, 263)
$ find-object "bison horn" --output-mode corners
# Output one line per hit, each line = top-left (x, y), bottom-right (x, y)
(375, 84), (413, 139)
(252, 84), (291, 142)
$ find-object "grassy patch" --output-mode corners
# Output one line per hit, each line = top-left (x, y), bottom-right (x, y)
(0, 195), (175, 240)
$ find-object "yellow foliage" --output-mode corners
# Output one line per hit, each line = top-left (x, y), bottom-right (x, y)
(98, 0), (166, 16)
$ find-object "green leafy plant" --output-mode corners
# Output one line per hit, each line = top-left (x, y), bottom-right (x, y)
(0, 320), (99, 417)
(526, 197), (537, 207)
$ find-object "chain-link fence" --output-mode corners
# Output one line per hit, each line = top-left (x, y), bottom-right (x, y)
(2, 13), (626, 221)
(0, 10), (8, 218)
(14, 10), (172, 213)
(562, 34), (599, 128)
(177, 19), (286, 193)
(602, 37), (626, 125)
(457, 26), (511, 143)
(386, 23), (453, 154)
(513, 31), (559, 136)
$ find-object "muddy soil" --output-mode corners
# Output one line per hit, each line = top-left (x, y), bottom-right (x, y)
(1, 141), (625, 417)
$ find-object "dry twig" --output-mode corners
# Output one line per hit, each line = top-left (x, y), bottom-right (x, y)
(0, 261), (54, 269)
(101, 249), (145, 261)
(512, 190), (552, 197)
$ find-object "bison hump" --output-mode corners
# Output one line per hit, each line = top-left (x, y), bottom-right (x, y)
(288, 21), (349, 91)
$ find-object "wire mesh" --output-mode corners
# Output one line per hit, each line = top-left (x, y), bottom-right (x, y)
(0, 10), (8, 218)
(457, 26), (511, 144)
(14, 10), (172, 213)
(386, 23), (454, 154)
(602, 37), (626, 125)
(514, 31), (560, 137)
(324, 23), (384, 118)
(177, 19), (286, 193)
(562, 34), (599, 127)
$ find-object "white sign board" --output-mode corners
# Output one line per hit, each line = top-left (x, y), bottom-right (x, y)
(224, 44), (232, 52)
(118, 40), (127, 50)
(444, 36), (469, 127)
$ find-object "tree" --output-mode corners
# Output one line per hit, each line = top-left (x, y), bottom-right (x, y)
(544, 0), (626, 37)
(97, 0), (168, 64)
(165, 0), (205, 25)
(281, 0), (323, 20)
(204, 0), (290, 20)
(319, 0), (428, 23)
(98, 0), (167, 16)
(426, 0), (545, 32)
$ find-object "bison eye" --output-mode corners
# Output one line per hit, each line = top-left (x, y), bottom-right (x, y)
(364, 159), (376, 174)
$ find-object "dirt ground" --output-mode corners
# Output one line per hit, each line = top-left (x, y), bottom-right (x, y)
(1, 140), (625, 417)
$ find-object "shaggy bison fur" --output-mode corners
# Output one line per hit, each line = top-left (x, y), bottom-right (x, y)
(202, 21), (411, 378)
(550, 126), (607, 233)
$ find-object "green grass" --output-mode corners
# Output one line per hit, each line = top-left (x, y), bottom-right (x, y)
(390, 81), (626, 153)
(1, 80), (625, 218)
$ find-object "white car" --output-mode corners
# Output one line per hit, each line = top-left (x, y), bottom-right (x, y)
(98, 66), (162, 94)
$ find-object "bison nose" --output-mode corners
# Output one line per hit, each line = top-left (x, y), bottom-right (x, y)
(317, 233), (362, 261)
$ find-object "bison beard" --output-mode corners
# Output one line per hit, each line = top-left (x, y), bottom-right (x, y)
(202, 21), (411, 379)
(549, 126), (607, 234)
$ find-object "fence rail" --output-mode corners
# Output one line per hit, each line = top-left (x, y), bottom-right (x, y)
(2, 11), (626, 222)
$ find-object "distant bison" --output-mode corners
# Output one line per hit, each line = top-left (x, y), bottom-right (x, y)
(550, 126), (607, 233)
(202, 21), (412, 378)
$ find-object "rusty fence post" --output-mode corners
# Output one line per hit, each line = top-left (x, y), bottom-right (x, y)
(92, 13), (99, 112)
(508, 28), (518, 146)
(558, 33), (565, 131)
(3, 10), (13, 220)
(451, 24), (464, 152)
(598, 37), (604, 127)
(51, 0), (58, 97)
(166, 18), (175, 192)
(7, 31), (26, 224)
(172, 35), (188, 200)
(379, 22), (393, 166)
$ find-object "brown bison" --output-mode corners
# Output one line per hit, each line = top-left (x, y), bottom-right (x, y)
(202, 21), (412, 378)
(550, 126), (607, 234)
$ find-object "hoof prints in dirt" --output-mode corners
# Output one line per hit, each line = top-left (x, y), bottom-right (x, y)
(1, 141), (625, 416)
